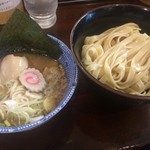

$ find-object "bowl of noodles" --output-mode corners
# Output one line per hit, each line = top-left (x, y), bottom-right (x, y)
(0, 35), (78, 133)
(70, 4), (150, 102)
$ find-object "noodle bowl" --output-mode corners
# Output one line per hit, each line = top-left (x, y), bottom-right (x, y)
(0, 35), (78, 133)
(81, 23), (150, 96)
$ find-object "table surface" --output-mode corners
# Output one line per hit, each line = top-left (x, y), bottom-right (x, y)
(0, 0), (150, 150)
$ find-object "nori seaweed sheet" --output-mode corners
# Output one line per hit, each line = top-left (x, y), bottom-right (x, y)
(0, 9), (62, 59)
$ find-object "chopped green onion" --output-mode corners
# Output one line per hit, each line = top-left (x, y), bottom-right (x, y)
(4, 120), (11, 127)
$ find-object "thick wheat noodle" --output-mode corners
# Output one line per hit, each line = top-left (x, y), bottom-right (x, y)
(81, 23), (150, 95)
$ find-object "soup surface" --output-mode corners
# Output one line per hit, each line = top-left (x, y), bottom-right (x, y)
(0, 53), (67, 126)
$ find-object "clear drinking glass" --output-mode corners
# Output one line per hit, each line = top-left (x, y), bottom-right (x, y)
(23, 0), (58, 29)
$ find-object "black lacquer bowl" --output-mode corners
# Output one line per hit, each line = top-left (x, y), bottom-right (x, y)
(70, 4), (150, 103)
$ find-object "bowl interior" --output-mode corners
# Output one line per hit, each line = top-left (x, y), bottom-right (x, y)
(71, 4), (150, 101)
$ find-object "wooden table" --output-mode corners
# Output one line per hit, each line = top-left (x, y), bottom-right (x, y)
(0, 0), (150, 150)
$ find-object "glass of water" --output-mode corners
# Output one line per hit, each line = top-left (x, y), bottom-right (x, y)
(23, 0), (58, 29)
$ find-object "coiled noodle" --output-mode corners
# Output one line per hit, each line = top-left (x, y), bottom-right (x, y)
(82, 23), (150, 95)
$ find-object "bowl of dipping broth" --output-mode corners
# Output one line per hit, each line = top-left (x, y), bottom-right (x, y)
(0, 35), (78, 133)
